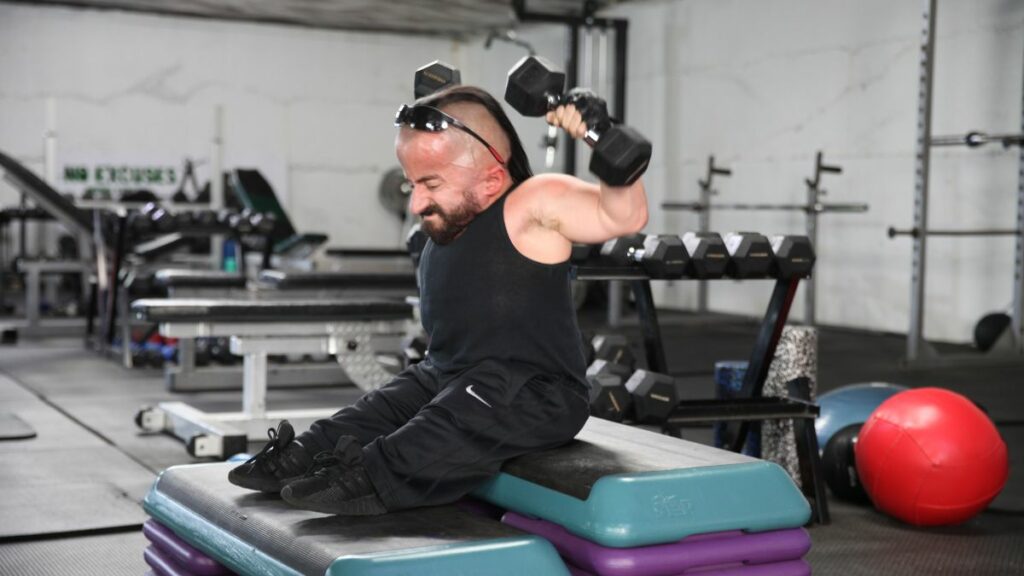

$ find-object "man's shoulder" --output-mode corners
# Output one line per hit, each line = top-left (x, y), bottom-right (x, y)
(505, 174), (570, 214)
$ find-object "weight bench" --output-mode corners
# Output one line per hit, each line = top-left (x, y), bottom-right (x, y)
(2, 258), (89, 338)
(132, 269), (417, 390)
(133, 298), (415, 458)
(142, 418), (811, 575)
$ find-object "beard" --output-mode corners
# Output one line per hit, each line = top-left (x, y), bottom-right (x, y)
(419, 190), (482, 245)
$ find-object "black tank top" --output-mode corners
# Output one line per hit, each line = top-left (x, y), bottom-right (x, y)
(418, 190), (587, 389)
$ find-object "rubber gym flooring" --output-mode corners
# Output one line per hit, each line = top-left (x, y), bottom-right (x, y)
(0, 310), (1022, 575)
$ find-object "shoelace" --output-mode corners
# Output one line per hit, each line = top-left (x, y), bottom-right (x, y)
(244, 426), (282, 465)
(306, 447), (368, 498)
(309, 451), (341, 477)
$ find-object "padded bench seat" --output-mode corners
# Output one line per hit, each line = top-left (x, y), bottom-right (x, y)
(473, 417), (811, 548)
(257, 269), (417, 290)
(145, 463), (569, 576)
(132, 298), (413, 323)
(154, 269), (248, 289)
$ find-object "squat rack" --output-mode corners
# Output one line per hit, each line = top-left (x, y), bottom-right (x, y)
(887, 0), (1024, 365)
(662, 152), (867, 325)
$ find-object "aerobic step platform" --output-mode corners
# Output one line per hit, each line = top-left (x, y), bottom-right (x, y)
(144, 463), (569, 576)
(504, 512), (811, 576)
(472, 417), (811, 548)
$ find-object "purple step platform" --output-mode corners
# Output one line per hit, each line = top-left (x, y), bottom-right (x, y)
(143, 519), (233, 576)
(504, 512), (810, 576)
(145, 545), (195, 576)
(567, 559), (811, 576)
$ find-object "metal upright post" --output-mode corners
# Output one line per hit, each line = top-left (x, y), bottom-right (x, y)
(24, 265), (40, 331)
(697, 158), (715, 313)
(242, 349), (268, 419)
(805, 182), (818, 327)
(1013, 37), (1024, 353)
(802, 152), (843, 327)
(210, 106), (225, 270)
(606, 22), (628, 328)
(908, 0), (938, 363)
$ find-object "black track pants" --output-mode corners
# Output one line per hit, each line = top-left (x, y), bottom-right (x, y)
(296, 360), (591, 511)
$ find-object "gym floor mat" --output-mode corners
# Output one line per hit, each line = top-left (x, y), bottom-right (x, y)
(807, 501), (1024, 575)
(0, 530), (148, 576)
(0, 412), (35, 440)
(0, 375), (153, 540)
(0, 447), (152, 540)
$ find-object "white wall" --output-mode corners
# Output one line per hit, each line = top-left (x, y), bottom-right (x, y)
(0, 4), (559, 252)
(3, 0), (1021, 344)
(606, 0), (1023, 343)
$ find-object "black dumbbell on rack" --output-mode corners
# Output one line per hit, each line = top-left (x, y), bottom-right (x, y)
(680, 232), (729, 279)
(570, 243), (601, 263)
(228, 209), (255, 235)
(625, 369), (679, 424)
(600, 234), (689, 279)
(723, 232), (774, 279)
(587, 359), (634, 422)
(141, 202), (175, 233)
(127, 210), (154, 236)
(248, 212), (277, 236)
(591, 333), (637, 369)
(770, 235), (816, 278)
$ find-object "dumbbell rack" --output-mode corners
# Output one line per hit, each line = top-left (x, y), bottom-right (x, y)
(662, 152), (866, 325)
(572, 245), (829, 525)
(572, 260), (809, 401)
(88, 208), (270, 362)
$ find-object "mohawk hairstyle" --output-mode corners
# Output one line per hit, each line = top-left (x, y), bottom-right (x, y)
(416, 85), (534, 185)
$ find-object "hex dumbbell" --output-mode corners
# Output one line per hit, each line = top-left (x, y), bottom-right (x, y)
(415, 61), (460, 99)
(591, 333), (636, 370)
(587, 359), (634, 422)
(601, 234), (689, 278)
(723, 232), (774, 279)
(571, 243), (600, 263)
(770, 235), (816, 278)
(625, 369), (679, 424)
(505, 55), (652, 186)
(681, 232), (730, 279)
(142, 202), (175, 233)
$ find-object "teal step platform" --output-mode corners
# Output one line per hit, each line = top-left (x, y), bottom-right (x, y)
(472, 418), (811, 548)
(144, 463), (569, 576)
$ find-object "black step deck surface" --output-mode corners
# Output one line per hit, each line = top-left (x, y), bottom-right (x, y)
(152, 463), (536, 576)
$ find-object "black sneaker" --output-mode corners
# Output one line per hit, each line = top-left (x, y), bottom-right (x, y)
(280, 436), (387, 516)
(228, 420), (313, 493)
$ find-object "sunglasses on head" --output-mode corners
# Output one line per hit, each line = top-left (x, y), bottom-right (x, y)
(394, 104), (505, 167)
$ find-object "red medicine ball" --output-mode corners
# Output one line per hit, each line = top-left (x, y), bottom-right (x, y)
(855, 387), (1009, 526)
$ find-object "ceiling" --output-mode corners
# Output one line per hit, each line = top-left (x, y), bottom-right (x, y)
(10, 0), (626, 37)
